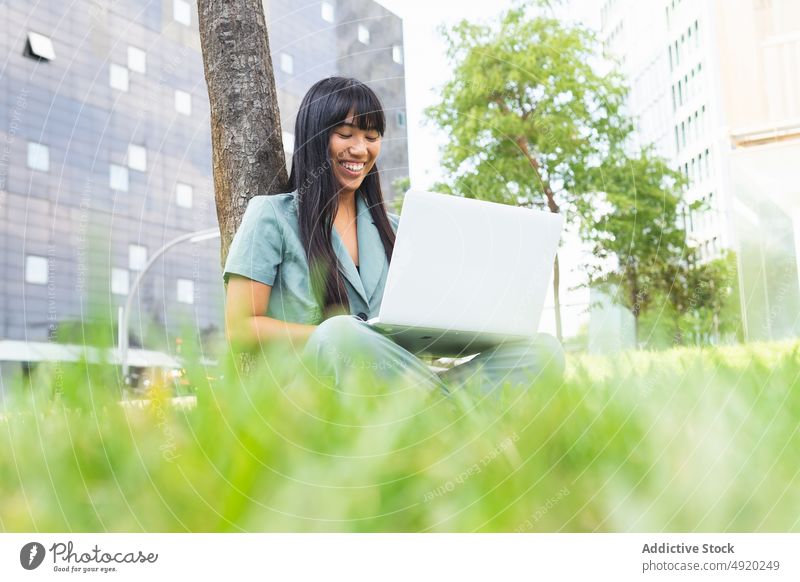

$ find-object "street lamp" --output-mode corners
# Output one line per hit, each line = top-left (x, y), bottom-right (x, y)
(118, 227), (220, 385)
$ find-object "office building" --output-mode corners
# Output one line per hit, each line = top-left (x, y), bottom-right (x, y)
(593, 0), (800, 340)
(0, 0), (408, 352)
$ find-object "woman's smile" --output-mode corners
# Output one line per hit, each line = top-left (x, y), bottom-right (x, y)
(329, 112), (382, 193)
(338, 160), (366, 176)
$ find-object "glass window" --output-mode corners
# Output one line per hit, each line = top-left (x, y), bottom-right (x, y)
(127, 144), (147, 172)
(27, 142), (49, 172)
(26, 31), (55, 61)
(177, 278), (194, 304)
(392, 45), (403, 64)
(109, 164), (129, 191)
(127, 46), (146, 74)
(109, 63), (129, 91)
(280, 52), (293, 74)
(129, 244), (148, 271)
(358, 24), (370, 45)
(111, 268), (129, 295)
(281, 131), (295, 155)
(174, 89), (192, 115)
(176, 182), (193, 208)
(25, 255), (48, 285)
(173, 0), (191, 26)
(321, 1), (334, 22)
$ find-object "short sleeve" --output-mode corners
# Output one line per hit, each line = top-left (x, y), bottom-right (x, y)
(223, 196), (284, 286)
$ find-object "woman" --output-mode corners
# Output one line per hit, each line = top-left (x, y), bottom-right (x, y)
(224, 77), (564, 391)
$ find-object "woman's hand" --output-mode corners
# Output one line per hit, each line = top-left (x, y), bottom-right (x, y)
(225, 275), (317, 349)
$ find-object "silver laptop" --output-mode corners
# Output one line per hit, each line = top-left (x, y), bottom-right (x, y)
(367, 190), (563, 356)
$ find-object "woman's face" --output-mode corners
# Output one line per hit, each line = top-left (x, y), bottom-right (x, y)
(328, 111), (382, 195)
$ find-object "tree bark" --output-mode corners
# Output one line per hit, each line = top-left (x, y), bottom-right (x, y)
(629, 266), (640, 347)
(197, 0), (289, 268)
(552, 254), (563, 342)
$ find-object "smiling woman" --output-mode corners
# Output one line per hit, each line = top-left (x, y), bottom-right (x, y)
(222, 76), (564, 392)
(222, 77), (449, 388)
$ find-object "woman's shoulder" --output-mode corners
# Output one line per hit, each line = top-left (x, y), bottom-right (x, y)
(243, 191), (300, 225)
(246, 191), (297, 213)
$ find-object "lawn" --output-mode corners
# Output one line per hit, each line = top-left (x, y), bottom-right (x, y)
(1, 340), (799, 532)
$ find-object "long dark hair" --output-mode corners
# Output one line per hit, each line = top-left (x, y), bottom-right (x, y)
(287, 77), (396, 315)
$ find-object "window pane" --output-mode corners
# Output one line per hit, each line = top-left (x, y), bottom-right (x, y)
(27, 142), (49, 171)
(358, 25), (370, 44)
(127, 46), (146, 73)
(129, 244), (148, 271)
(25, 255), (48, 285)
(111, 268), (129, 295)
(176, 183), (193, 208)
(109, 164), (129, 191)
(392, 44), (403, 64)
(27, 31), (55, 60)
(321, 1), (334, 22)
(280, 53), (293, 74)
(127, 144), (147, 172)
(109, 63), (129, 91)
(173, 0), (191, 25)
(281, 131), (295, 154)
(177, 279), (194, 304)
(174, 90), (192, 115)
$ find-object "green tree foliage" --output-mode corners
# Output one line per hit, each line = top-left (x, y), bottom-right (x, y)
(427, 6), (740, 348)
(583, 150), (687, 343)
(586, 151), (741, 346)
(667, 250), (743, 345)
(425, 6), (631, 340)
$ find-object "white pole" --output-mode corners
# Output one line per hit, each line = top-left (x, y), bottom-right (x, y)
(120, 227), (220, 385)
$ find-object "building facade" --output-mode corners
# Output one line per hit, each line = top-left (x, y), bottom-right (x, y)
(0, 0), (408, 349)
(599, 0), (728, 261)
(595, 0), (800, 340)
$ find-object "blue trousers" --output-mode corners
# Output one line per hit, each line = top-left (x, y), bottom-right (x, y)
(302, 315), (565, 392)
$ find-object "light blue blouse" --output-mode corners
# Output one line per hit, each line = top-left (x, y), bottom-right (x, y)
(223, 190), (399, 324)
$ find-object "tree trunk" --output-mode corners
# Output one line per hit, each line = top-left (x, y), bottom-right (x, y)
(197, 0), (289, 268)
(516, 137), (563, 341)
(629, 268), (640, 348)
(552, 253), (563, 342)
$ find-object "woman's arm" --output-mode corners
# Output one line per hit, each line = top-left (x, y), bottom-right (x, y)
(225, 275), (317, 349)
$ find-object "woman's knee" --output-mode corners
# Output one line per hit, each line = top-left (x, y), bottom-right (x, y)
(313, 314), (364, 342)
(302, 314), (379, 368)
(489, 333), (565, 384)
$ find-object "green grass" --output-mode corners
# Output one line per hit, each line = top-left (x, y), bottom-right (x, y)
(2, 340), (799, 532)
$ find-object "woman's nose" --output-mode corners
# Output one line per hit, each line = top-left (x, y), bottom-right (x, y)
(348, 137), (368, 156)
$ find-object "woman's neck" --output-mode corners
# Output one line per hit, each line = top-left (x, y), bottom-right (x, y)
(335, 189), (357, 223)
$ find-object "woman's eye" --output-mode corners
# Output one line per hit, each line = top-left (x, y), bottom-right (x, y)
(337, 133), (352, 138)
(366, 136), (379, 142)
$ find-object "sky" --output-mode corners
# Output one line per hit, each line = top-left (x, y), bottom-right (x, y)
(374, 0), (602, 338)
